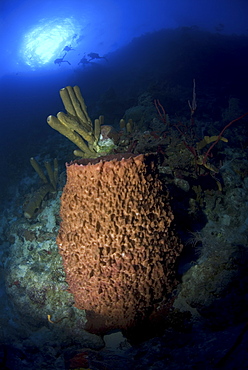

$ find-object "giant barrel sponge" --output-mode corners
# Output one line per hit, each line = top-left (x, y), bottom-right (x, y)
(57, 153), (183, 333)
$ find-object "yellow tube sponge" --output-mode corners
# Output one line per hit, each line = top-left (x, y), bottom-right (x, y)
(30, 157), (48, 184)
(23, 158), (59, 218)
(47, 86), (102, 158)
(23, 183), (54, 219)
(47, 114), (94, 156)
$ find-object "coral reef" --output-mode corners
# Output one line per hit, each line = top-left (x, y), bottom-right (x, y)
(57, 153), (183, 333)
(2, 27), (248, 369)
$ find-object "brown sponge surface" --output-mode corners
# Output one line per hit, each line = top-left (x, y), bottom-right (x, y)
(57, 154), (182, 332)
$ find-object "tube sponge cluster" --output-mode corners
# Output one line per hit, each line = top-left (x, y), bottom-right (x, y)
(57, 153), (183, 333)
(47, 85), (102, 158)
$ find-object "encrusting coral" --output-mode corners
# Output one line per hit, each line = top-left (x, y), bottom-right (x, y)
(57, 153), (183, 333)
(47, 85), (104, 158)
